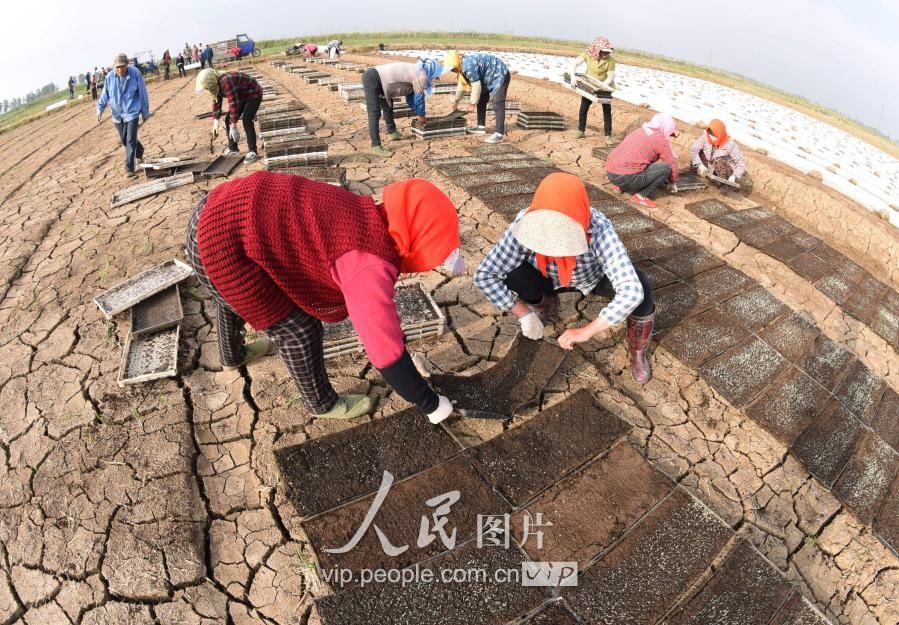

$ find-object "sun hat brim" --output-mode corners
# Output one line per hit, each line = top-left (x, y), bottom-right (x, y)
(511, 210), (588, 256)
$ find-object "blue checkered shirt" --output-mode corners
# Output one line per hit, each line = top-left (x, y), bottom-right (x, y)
(474, 208), (644, 325)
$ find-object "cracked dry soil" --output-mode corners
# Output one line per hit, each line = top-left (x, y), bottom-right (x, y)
(0, 52), (896, 625)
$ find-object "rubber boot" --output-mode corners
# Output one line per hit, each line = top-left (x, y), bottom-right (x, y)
(626, 308), (655, 384)
(316, 394), (372, 419)
(223, 336), (274, 371)
(532, 293), (560, 322)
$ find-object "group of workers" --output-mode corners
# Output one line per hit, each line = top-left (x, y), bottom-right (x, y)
(189, 170), (656, 424)
(93, 38), (759, 428)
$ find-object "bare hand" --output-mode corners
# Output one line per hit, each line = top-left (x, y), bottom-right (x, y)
(467, 103), (475, 113)
(558, 326), (597, 350)
(416, 115), (426, 124)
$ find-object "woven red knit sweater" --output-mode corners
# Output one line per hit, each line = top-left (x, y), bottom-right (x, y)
(197, 172), (401, 329)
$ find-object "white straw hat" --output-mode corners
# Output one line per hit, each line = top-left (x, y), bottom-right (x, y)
(511, 210), (588, 256)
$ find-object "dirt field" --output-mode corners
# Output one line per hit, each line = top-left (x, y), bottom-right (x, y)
(0, 51), (897, 625)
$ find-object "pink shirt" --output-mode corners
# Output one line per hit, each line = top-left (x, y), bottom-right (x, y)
(330, 250), (405, 369)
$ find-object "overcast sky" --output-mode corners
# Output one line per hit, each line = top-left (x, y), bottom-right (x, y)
(4, 0), (898, 139)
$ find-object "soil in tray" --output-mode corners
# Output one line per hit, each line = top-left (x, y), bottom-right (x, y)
(430, 335), (566, 419)
(323, 285), (438, 342)
(130, 285), (182, 335)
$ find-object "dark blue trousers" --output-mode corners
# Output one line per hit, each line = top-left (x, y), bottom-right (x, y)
(114, 118), (144, 172)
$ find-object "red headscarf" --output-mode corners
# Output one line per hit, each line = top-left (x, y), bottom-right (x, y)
(382, 178), (460, 273)
(707, 119), (729, 147)
(526, 173), (591, 287)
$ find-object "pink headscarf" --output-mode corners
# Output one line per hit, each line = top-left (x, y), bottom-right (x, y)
(584, 36), (613, 61)
(642, 113), (678, 138)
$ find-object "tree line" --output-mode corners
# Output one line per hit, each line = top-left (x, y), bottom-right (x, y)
(1, 82), (60, 114)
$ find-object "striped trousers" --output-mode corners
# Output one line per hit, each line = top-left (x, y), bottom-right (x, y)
(186, 197), (338, 413)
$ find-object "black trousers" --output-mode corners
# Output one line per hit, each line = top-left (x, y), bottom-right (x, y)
(225, 97), (261, 153)
(578, 97), (612, 135)
(504, 262), (654, 317)
(362, 68), (396, 146)
(607, 162), (672, 199)
(476, 72), (511, 134)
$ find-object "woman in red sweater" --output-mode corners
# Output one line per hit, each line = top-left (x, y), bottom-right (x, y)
(186, 172), (464, 423)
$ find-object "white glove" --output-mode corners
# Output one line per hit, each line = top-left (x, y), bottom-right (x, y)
(96, 109), (103, 123)
(667, 182), (678, 194)
(519, 312), (544, 340)
(229, 124), (240, 143)
(411, 353), (431, 378)
(728, 174), (736, 183)
(212, 118), (220, 138)
(427, 395), (453, 424)
(697, 164), (709, 177)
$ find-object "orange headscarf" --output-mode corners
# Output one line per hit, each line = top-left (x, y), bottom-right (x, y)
(526, 173), (591, 287)
(707, 119), (729, 147)
(382, 178), (460, 273)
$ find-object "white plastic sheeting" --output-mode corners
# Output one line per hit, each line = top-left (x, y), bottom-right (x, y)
(386, 49), (899, 227)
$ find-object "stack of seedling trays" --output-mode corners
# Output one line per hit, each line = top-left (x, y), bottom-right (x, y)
(94, 259), (193, 386)
(272, 165), (347, 187)
(140, 155), (211, 179)
(564, 72), (613, 103)
(111, 172), (196, 207)
(339, 82), (365, 101)
(290, 68), (320, 77)
(488, 100), (521, 118)
(259, 112), (307, 135)
(316, 76), (341, 90)
(411, 112), (468, 139)
(260, 100), (305, 115)
(335, 63), (366, 72)
(264, 141), (329, 169)
(322, 283), (445, 360)
(303, 72), (330, 84)
(360, 98), (413, 118)
(431, 82), (460, 95)
(517, 111), (566, 130)
(675, 170), (709, 192)
(269, 60), (286, 68)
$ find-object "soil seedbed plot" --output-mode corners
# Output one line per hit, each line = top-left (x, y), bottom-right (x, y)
(661, 308), (750, 367)
(117, 324), (180, 386)
(872, 388), (899, 451)
(665, 541), (792, 625)
(875, 474), (899, 556)
(275, 407), (461, 518)
(791, 399), (863, 486)
(834, 360), (886, 423)
(832, 430), (899, 524)
(688, 265), (755, 303)
(322, 284), (444, 360)
(130, 285), (183, 336)
(636, 261), (679, 289)
(520, 442), (673, 567)
(746, 367), (831, 445)
(430, 335), (566, 420)
(467, 180), (540, 200)
(483, 193), (533, 217)
(110, 171), (195, 207)
(757, 312), (820, 363)
(314, 542), (550, 625)
(769, 592), (833, 625)
(453, 171), (522, 189)
(564, 489), (732, 625)
(654, 246), (724, 279)
(521, 603), (582, 625)
(684, 198), (734, 220)
(622, 228), (694, 262)
(653, 281), (716, 330)
(95, 259), (194, 318)
(466, 390), (631, 506)
(699, 337), (789, 407)
(302, 455), (506, 579)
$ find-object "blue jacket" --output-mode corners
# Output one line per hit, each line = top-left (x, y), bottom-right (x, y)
(461, 53), (509, 95)
(97, 65), (149, 123)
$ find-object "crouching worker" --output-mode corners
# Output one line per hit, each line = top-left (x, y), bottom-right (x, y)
(186, 172), (464, 423)
(474, 173), (656, 383)
(605, 113), (680, 208)
(196, 68), (262, 163)
(690, 118), (751, 192)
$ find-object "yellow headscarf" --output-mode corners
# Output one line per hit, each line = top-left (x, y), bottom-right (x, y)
(195, 68), (220, 96)
(442, 51), (470, 88)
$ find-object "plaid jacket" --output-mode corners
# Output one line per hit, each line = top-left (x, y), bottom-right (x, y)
(606, 128), (679, 183)
(213, 72), (263, 121)
(474, 208), (644, 325)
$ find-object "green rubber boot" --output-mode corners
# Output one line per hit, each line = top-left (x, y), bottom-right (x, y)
(575, 130), (585, 139)
(387, 131), (403, 141)
(223, 336), (274, 371)
(371, 145), (393, 157)
(316, 394), (372, 420)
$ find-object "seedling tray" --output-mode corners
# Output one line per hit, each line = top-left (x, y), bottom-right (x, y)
(94, 259), (194, 319)
(117, 324), (180, 386)
(130, 285), (183, 336)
